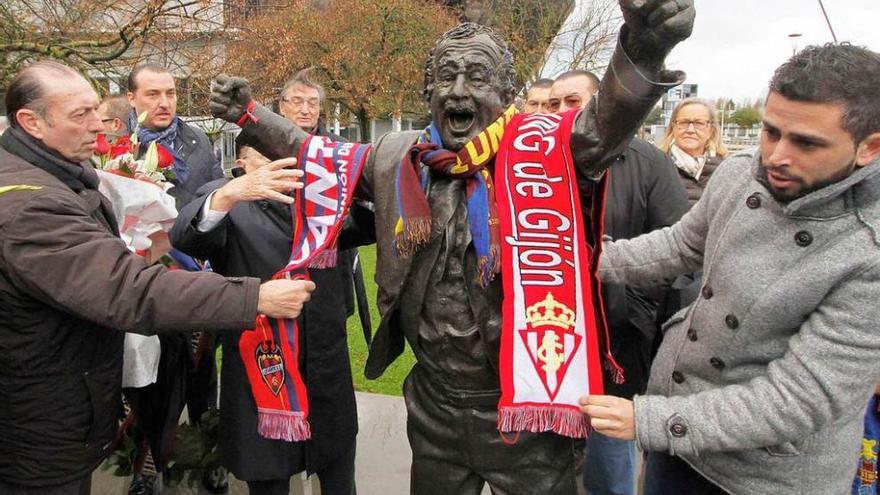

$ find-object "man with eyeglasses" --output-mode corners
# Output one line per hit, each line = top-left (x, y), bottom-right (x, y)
(279, 70), (325, 134)
(97, 95), (131, 138)
(171, 68), (362, 494)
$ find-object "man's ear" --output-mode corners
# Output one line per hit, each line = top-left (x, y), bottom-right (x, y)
(855, 132), (880, 166)
(15, 109), (45, 139)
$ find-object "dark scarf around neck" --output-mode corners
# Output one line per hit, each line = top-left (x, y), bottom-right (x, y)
(0, 127), (99, 191)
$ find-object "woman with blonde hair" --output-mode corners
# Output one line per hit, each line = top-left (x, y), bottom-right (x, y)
(659, 98), (729, 205)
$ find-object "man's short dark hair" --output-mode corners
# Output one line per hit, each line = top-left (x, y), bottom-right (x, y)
(528, 78), (555, 91)
(5, 60), (81, 128)
(555, 69), (600, 92)
(280, 67), (326, 105)
(127, 63), (172, 92)
(423, 22), (516, 106)
(770, 43), (880, 143)
(99, 94), (132, 132)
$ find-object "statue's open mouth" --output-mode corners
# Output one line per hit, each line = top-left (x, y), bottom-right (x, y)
(447, 110), (475, 135)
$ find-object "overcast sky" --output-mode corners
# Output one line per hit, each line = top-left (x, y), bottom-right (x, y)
(545, 0), (880, 103)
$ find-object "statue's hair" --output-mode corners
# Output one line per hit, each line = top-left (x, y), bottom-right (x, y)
(423, 22), (516, 106)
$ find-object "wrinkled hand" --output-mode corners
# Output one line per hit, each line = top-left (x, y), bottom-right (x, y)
(257, 279), (316, 319)
(619, 0), (695, 64)
(211, 157), (303, 211)
(209, 74), (254, 123)
(579, 395), (636, 441)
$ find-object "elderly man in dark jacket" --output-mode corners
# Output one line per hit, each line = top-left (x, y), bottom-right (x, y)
(171, 69), (359, 495)
(0, 61), (314, 495)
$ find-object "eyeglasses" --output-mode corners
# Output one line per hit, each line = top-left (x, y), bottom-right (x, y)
(281, 97), (320, 111)
(674, 119), (712, 131)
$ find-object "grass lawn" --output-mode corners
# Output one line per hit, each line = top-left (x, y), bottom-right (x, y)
(346, 244), (416, 396)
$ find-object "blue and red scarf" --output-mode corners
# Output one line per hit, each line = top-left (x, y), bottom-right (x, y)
(240, 134), (370, 441)
(394, 106), (517, 286)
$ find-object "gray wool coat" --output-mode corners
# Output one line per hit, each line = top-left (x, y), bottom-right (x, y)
(600, 149), (880, 494)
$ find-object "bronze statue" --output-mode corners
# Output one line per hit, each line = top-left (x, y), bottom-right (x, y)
(209, 1), (694, 492)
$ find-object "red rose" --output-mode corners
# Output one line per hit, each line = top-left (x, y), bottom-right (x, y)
(110, 135), (133, 158)
(94, 133), (111, 156)
(156, 143), (175, 169)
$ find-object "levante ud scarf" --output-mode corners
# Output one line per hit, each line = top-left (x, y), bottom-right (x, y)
(239, 134), (371, 441)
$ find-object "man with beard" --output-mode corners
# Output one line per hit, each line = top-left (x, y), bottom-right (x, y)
(581, 44), (880, 494)
(208, 1), (694, 492)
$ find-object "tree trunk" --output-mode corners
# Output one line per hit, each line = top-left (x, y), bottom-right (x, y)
(356, 107), (371, 143)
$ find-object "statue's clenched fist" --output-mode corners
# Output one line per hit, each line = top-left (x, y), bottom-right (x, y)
(210, 74), (254, 123)
(619, 0), (695, 64)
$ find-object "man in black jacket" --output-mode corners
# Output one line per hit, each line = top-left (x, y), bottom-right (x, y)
(0, 60), (314, 495)
(170, 70), (360, 495)
(550, 70), (689, 495)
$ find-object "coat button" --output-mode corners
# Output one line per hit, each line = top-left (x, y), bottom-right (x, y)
(672, 371), (685, 384)
(746, 194), (761, 209)
(687, 328), (698, 341)
(701, 285), (713, 299)
(670, 423), (688, 437)
(795, 230), (813, 247)
(725, 314), (739, 329)
(710, 357), (726, 370)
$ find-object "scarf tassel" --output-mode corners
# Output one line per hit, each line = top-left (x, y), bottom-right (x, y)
(395, 217), (432, 256)
(498, 406), (591, 438)
(308, 249), (338, 269)
(257, 408), (311, 442)
(604, 351), (626, 385)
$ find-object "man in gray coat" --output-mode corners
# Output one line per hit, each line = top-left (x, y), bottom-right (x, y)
(581, 44), (880, 494)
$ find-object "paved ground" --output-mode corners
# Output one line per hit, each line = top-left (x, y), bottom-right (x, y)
(92, 392), (608, 495)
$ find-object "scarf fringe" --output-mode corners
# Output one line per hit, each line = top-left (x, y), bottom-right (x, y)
(498, 406), (591, 438)
(257, 408), (311, 441)
(395, 217), (432, 256)
(604, 351), (626, 385)
(308, 249), (337, 269)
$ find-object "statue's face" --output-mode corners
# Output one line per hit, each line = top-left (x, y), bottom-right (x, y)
(430, 33), (506, 151)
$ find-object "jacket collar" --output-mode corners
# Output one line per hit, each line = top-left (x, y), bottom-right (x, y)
(749, 149), (880, 219)
(0, 127), (99, 192)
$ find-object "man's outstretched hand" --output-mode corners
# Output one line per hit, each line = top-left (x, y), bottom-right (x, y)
(210, 74), (254, 123)
(619, 0), (695, 66)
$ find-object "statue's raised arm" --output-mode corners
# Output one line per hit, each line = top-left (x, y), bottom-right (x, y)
(572, 0), (695, 176)
(209, 74), (311, 162)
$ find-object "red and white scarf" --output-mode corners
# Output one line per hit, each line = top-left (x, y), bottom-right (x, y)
(495, 111), (612, 438)
(240, 135), (371, 441)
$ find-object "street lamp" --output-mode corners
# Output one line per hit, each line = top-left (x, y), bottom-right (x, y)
(788, 33), (803, 55)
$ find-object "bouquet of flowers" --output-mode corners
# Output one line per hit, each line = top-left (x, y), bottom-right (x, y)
(91, 112), (178, 254)
(92, 112), (179, 389)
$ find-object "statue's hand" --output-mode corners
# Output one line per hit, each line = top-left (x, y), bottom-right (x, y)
(619, 0), (695, 65)
(209, 74), (253, 123)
